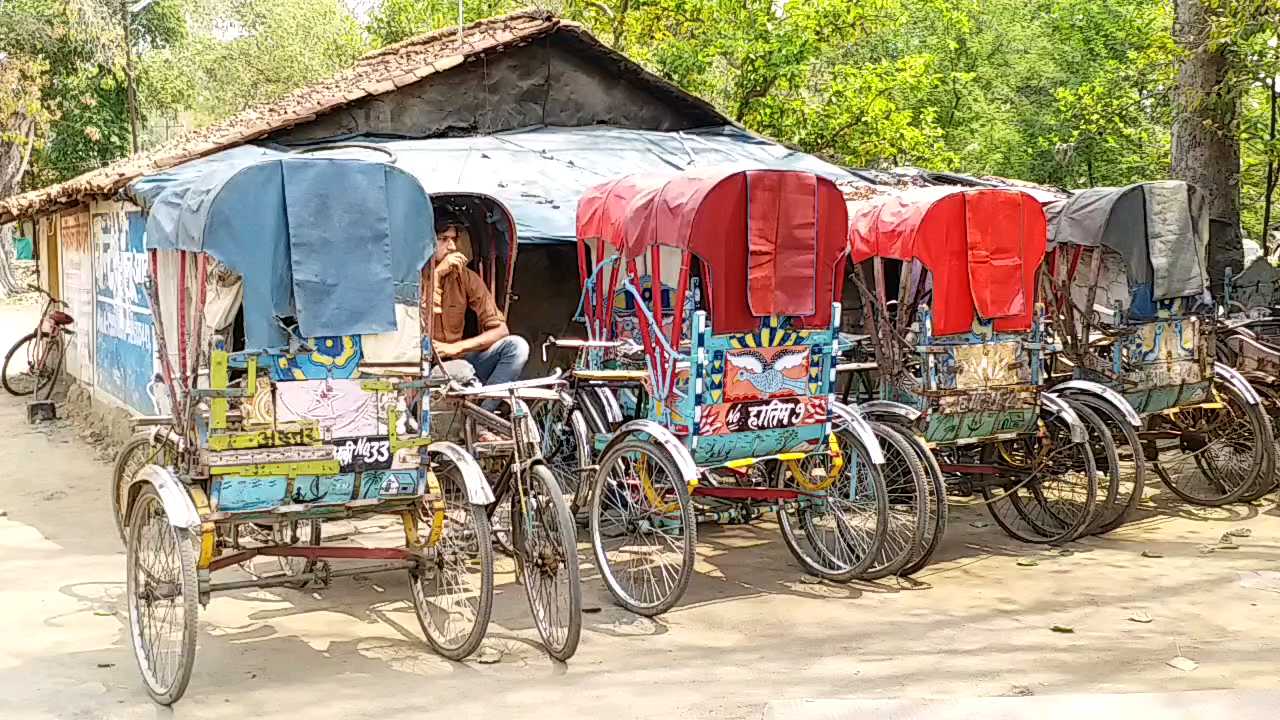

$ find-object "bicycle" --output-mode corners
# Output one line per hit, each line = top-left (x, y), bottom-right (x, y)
(431, 372), (582, 661)
(2, 286), (74, 398)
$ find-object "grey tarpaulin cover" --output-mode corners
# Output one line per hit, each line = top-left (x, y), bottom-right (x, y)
(128, 124), (855, 245)
(1046, 180), (1208, 301)
(130, 154), (433, 351)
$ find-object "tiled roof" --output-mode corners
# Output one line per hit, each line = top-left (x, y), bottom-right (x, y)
(0, 10), (726, 222)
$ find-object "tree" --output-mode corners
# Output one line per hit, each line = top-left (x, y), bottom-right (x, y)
(0, 56), (51, 296)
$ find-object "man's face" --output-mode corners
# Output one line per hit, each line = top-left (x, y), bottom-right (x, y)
(436, 225), (459, 261)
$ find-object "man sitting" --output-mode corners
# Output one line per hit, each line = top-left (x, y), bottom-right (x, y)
(424, 215), (528, 398)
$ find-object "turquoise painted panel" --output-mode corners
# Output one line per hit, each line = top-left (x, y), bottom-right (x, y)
(290, 474), (357, 505)
(691, 425), (824, 465)
(212, 475), (288, 512)
(360, 469), (422, 498)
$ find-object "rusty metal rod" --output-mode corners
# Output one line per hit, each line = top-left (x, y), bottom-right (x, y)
(207, 560), (418, 593)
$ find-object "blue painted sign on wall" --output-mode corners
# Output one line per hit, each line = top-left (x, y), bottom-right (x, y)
(94, 209), (160, 414)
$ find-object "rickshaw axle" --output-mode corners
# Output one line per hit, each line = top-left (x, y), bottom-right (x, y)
(207, 544), (417, 572)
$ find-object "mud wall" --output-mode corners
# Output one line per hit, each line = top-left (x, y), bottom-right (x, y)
(270, 37), (707, 144)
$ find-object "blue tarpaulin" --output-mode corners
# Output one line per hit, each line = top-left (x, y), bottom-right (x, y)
(131, 155), (432, 350)
(126, 124), (855, 246)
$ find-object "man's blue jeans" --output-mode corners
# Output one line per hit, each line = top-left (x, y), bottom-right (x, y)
(464, 335), (529, 410)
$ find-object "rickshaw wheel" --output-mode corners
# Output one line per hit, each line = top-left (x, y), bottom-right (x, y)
(1068, 394), (1146, 533)
(882, 423), (948, 576)
(589, 439), (695, 616)
(1236, 383), (1280, 502)
(511, 464), (582, 661)
(981, 407), (1098, 544)
(126, 486), (198, 706)
(1152, 380), (1269, 506)
(776, 426), (888, 582)
(1072, 403), (1121, 535)
(113, 433), (170, 545)
(411, 462), (494, 661)
(858, 423), (928, 580)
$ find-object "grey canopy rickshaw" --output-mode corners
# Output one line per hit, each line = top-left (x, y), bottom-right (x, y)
(1043, 181), (1209, 316)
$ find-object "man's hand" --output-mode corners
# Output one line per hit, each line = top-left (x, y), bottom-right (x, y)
(433, 339), (465, 359)
(434, 252), (469, 280)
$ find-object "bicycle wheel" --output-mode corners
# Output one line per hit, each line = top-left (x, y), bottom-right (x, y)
(776, 427), (888, 582)
(2, 331), (41, 396)
(126, 486), (198, 705)
(1068, 394), (1145, 533)
(1153, 379), (1269, 506)
(982, 405), (1098, 544)
(590, 439), (696, 616)
(35, 334), (63, 400)
(887, 423), (948, 576)
(859, 423), (928, 580)
(512, 463), (582, 660)
(410, 461), (494, 661)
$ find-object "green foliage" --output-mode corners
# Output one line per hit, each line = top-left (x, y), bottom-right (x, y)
(368, 0), (525, 46)
(139, 0), (368, 123)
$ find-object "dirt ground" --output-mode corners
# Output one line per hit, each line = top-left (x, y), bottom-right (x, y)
(2, 300), (1280, 719)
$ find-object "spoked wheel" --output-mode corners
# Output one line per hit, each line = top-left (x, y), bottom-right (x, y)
(858, 423), (928, 580)
(1068, 394), (1145, 533)
(532, 400), (592, 503)
(982, 404), (1098, 544)
(776, 427), (889, 582)
(126, 486), (198, 705)
(512, 464), (582, 661)
(410, 462), (494, 661)
(2, 331), (60, 397)
(1072, 403), (1121, 536)
(880, 423), (947, 577)
(1237, 383), (1280, 502)
(1151, 379), (1271, 506)
(590, 439), (696, 617)
(113, 434), (172, 544)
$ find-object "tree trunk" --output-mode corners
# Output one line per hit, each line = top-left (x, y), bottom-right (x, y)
(1172, 0), (1241, 293)
(0, 117), (36, 298)
(0, 224), (21, 296)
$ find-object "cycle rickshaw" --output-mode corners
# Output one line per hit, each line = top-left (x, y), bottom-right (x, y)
(842, 186), (1109, 546)
(555, 167), (910, 616)
(1042, 181), (1275, 507)
(113, 154), (496, 704)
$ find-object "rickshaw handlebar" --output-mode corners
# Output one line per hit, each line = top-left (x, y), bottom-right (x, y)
(444, 369), (566, 397)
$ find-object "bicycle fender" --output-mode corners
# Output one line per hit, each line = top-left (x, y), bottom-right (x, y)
(857, 399), (922, 424)
(1215, 362), (1263, 405)
(1040, 392), (1088, 444)
(427, 441), (495, 505)
(830, 401), (887, 465)
(131, 464), (201, 531)
(1052, 380), (1142, 427)
(605, 420), (699, 484)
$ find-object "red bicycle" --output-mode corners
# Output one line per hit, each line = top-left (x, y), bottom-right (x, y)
(2, 286), (73, 398)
